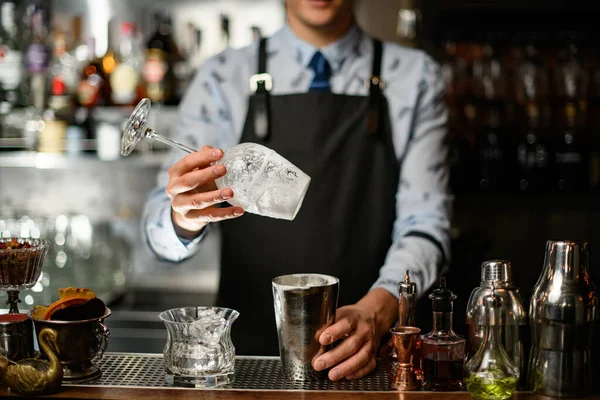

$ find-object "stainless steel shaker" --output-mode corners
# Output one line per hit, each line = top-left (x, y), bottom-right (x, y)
(529, 241), (598, 397)
(272, 273), (339, 381)
(465, 260), (527, 387)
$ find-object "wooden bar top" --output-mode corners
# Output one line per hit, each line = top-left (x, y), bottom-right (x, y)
(0, 386), (596, 400)
(1, 385), (599, 399)
(1, 352), (599, 399)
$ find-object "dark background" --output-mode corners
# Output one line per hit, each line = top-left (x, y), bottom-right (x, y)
(414, 0), (599, 335)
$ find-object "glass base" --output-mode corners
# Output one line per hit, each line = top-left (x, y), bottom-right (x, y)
(165, 372), (234, 388)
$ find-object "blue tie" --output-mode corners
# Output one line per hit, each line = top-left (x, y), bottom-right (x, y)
(308, 51), (331, 92)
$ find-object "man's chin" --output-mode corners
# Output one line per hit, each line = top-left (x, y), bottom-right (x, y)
(300, 12), (339, 29)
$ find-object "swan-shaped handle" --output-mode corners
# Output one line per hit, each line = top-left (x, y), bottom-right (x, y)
(93, 323), (110, 360)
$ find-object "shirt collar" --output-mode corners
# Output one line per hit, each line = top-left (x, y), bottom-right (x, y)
(279, 23), (363, 73)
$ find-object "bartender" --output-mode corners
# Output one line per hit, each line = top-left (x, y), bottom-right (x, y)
(143, 0), (451, 381)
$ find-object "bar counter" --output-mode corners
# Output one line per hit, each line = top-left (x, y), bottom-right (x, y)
(1, 353), (598, 400)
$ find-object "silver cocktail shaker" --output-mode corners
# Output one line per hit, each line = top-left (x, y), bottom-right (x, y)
(529, 240), (598, 397)
(272, 273), (339, 381)
(465, 260), (527, 387)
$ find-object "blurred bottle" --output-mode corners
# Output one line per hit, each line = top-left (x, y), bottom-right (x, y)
(101, 19), (117, 104)
(25, 6), (50, 110)
(143, 11), (179, 104)
(76, 37), (105, 154)
(71, 16), (89, 70)
(38, 109), (67, 154)
(76, 37), (107, 108)
(440, 31), (474, 193)
(514, 36), (551, 192)
(396, 0), (420, 48)
(174, 22), (193, 102)
(590, 48), (600, 192)
(0, 1), (24, 110)
(49, 30), (78, 113)
(552, 32), (589, 192)
(110, 21), (144, 106)
(472, 34), (511, 191)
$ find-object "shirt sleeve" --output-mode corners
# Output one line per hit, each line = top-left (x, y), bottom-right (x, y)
(371, 53), (453, 299)
(142, 54), (235, 262)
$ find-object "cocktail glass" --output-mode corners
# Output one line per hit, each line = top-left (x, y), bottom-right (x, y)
(0, 237), (50, 314)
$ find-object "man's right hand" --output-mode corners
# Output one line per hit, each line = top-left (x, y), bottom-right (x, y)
(166, 146), (244, 240)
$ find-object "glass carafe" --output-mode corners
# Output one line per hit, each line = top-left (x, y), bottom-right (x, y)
(422, 278), (465, 391)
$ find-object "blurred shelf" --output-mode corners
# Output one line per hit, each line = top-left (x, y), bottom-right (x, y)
(454, 192), (600, 211)
(0, 151), (168, 169)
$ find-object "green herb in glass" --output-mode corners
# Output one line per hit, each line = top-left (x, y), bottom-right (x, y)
(465, 283), (519, 400)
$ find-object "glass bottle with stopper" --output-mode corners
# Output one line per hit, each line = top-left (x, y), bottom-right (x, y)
(465, 282), (519, 400)
(422, 277), (465, 391)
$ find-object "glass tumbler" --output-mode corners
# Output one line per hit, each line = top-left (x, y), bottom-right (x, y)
(159, 307), (240, 388)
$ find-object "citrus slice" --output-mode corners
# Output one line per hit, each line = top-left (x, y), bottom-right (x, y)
(42, 297), (89, 320)
(50, 297), (106, 321)
(31, 305), (48, 320)
(58, 287), (96, 300)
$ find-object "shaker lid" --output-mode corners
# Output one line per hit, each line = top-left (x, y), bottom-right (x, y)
(481, 260), (512, 284)
(398, 270), (417, 295)
(429, 277), (456, 312)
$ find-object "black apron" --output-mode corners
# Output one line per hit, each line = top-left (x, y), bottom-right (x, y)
(217, 38), (401, 355)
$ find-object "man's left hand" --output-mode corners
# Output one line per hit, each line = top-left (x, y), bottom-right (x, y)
(312, 288), (397, 381)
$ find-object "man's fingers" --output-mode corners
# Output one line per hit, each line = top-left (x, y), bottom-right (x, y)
(313, 331), (366, 372)
(184, 205), (245, 223)
(167, 165), (226, 197)
(319, 316), (355, 346)
(327, 340), (373, 381)
(345, 357), (377, 380)
(168, 147), (223, 177)
(172, 188), (234, 212)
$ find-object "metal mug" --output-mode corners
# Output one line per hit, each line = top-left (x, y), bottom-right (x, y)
(272, 273), (339, 381)
(0, 313), (35, 361)
(30, 308), (111, 383)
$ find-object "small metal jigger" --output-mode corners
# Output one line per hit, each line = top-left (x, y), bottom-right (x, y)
(390, 326), (421, 390)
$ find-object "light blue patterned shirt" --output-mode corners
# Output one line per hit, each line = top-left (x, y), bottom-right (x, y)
(142, 24), (452, 299)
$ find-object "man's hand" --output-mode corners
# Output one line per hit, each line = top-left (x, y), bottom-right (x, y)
(312, 288), (397, 381)
(167, 146), (244, 239)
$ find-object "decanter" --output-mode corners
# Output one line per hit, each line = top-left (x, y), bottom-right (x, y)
(422, 278), (465, 391)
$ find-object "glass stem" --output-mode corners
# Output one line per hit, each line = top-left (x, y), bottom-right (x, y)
(7, 290), (20, 314)
(147, 129), (197, 154)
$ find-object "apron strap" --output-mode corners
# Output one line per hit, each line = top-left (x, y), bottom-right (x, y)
(251, 38), (384, 139)
(250, 38), (272, 140)
(367, 39), (384, 136)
